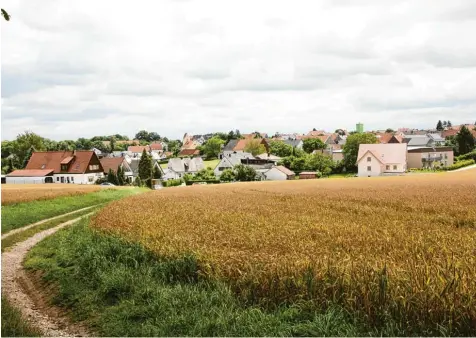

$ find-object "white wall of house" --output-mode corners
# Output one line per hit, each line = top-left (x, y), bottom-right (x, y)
(383, 163), (405, 173)
(53, 173), (103, 184)
(6, 176), (50, 184)
(358, 154), (383, 177)
(264, 168), (287, 181)
(214, 158), (234, 176)
(162, 169), (182, 180)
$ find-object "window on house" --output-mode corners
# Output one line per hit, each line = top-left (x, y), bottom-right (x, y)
(56, 177), (59, 182)
(393, 165), (397, 170)
(88, 176), (94, 182)
(386, 165), (390, 170)
(61, 164), (68, 171)
(445, 154), (448, 159)
(89, 164), (99, 171)
(41, 164), (46, 169)
(367, 166), (371, 171)
(367, 157), (371, 162)
(71, 177), (74, 182)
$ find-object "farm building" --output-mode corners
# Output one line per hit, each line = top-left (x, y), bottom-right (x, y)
(299, 172), (318, 179)
(6, 169), (55, 184)
(264, 166), (295, 181)
(6, 150), (105, 184)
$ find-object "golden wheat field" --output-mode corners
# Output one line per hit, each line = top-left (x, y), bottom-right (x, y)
(1, 184), (101, 205)
(92, 170), (476, 331)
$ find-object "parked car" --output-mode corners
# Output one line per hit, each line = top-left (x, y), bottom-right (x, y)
(100, 182), (116, 186)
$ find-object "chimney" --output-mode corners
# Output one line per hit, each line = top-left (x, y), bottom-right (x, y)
(73, 149), (77, 157)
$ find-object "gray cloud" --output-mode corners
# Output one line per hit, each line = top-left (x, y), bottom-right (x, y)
(2, 0), (476, 140)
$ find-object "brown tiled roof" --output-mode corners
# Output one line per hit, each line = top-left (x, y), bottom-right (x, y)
(60, 156), (74, 164)
(128, 146), (150, 153)
(25, 151), (98, 174)
(300, 171), (317, 175)
(301, 135), (330, 143)
(233, 138), (266, 151)
(178, 149), (200, 156)
(275, 165), (295, 176)
(7, 169), (54, 177)
(100, 157), (125, 173)
(149, 143), (163, 151)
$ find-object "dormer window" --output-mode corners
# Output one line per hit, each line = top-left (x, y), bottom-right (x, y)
(41, 164), (46, 169)
(61, 164), (68, 171)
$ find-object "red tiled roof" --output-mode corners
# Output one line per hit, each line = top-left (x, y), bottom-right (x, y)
(7, 169), (54, 177)
(128, 146), (150, 153)
(25, 151), (99, 174)
(100, 157), (125, 173)
(178, 149), (200, 156)
(60, 156), (74, 164)
(149, 143), (163, 151)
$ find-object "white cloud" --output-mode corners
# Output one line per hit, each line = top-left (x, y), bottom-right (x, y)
(2, 0), (476, 140)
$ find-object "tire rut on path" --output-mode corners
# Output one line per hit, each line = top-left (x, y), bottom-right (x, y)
(2, 205), (99, 240)
(2, 214), (93, 337)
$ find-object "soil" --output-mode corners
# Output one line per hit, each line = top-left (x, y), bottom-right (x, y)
(1, 215), (93, 337)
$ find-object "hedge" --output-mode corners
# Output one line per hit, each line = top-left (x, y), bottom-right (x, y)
(455, 150), (476, 162)
(444, 159), (475, 171)
(162, 179), (184, 187)
(185, 180), (221, 186)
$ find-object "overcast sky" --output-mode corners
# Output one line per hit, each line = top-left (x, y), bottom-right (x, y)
(2, 0), (476, 141)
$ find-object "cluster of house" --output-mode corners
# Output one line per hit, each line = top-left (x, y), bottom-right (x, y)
(4, 123), (473, 184)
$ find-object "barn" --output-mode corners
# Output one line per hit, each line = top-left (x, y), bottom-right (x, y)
(6, 169), (55, 184)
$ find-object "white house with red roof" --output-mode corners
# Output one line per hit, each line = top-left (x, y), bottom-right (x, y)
(357, 144), (407, 177)
(6, 151), (104, 184)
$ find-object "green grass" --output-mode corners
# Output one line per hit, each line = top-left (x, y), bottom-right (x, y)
(24, 219), (371, 337)
(1, 296), (42, 337)
(161, 159), (220, 170)
(2, 207), (100, 252)
(1, 188), (148, 234)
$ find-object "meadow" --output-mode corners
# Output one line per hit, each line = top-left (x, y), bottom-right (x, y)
(1, 184), (101, 205)
(1, 187), (147, 233)
(88, 170), (476, 335)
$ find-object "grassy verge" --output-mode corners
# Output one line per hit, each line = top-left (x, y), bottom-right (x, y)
(2, 207), (100, 252)
(2, 188), (148, 234)
(24, 219), (370, 337)
(1, 296), (42, 337)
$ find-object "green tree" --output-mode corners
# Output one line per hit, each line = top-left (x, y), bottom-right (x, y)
(13, 131), (46, 167)
(200, 136), (225, 159)
(134, 176), (142, 187)
(153, 165), (162, 179)
(455, 126), (475, 155)
(194, 167), (216, 180)
(214, 132), (228, 142)
(234, 164), (257, 181)
(117, 165), (126, 185)
(22, 147), (34, 168)
(220, 168), (235, 182)
(385, 128), (395, 133)
(138, 149), (153, 187)
(306, 153), (334, 176)
(244, 139), (266, 156)
(302, 138), (326, 153)
(268, 140), (293, 157)
(148, 132), (161, 141)
(110, 136), (116, 152)
(135, 130), (150, 141)
(447, 120), (452, 127)
(343, 133), (378, 171)
(107, 168), (119, 185)
(436, 120), (443, 131)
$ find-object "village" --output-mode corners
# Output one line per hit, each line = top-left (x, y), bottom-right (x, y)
(4, 121), (476, 186)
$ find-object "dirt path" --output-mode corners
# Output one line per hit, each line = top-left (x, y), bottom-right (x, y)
(2, 214), (93, 337)
(2, 205), (99, 240)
